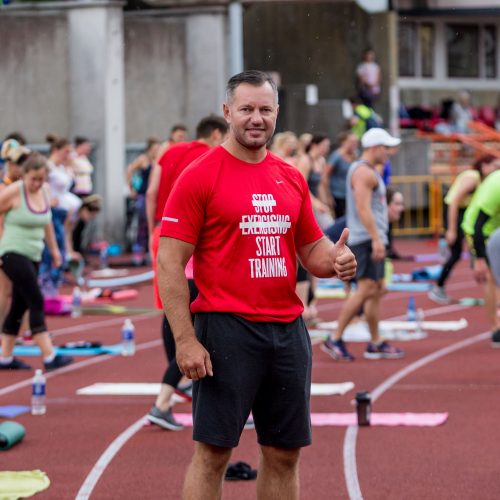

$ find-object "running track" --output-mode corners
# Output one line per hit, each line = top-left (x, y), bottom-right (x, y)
(1, 239), (499, 499)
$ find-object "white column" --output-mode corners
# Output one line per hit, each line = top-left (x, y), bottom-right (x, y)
(229, 0), (244, 76)
(68, 1), (126, 242)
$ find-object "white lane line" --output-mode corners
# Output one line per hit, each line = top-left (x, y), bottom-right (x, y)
(343, 329), (490, 500)
(75, 415), (147, 500)
(0, 314), (162, 397)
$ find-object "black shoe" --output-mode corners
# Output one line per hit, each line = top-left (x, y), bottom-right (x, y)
(225, 462), (257, 481)
(0, 358), (32, 370)
(44, 354), (73, 371)
(491, 330), (500, 348)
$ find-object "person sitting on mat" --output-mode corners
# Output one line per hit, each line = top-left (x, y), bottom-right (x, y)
(0, 153), (73, 371)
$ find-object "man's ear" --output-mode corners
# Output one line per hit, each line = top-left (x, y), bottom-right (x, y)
(223, 102), (230, 121)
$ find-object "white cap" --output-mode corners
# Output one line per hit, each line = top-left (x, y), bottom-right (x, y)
(361, 128), (401, 149)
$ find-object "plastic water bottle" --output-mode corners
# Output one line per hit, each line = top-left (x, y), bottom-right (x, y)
(407, 295), (416, 322)
(438, 237), (448, 262)
(99, 247), (108, 269)
(121, 318), (135, 356)
(31, 369), (46, 415)
(71, 286), (82, 318)
(132, 243), (144, 267)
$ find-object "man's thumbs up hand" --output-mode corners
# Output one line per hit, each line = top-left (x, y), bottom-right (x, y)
(331, 228), (357, 281)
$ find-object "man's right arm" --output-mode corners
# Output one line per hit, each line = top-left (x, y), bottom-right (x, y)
(352, 166), (385, 261)
(157, 237), (213, 380)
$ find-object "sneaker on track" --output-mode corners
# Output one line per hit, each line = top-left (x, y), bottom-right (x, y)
(321, 338), (355, 361)
(491, 330), (500, 348)
(0, 358), (32, 370)
(44, 354), (73, 371)
(147, 406), (184, 431)
(428, 286), (452, 305)
(364, 341), (404, 360)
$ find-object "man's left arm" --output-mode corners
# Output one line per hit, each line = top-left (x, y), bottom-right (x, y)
(297, 228), (356, 281)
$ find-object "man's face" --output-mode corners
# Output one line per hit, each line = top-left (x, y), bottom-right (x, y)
(171, 129), (187, 143)
(223, 82), (278, 150)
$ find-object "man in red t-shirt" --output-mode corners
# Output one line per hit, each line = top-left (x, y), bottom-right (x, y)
(158, 71), (356, 497)
(145, 116), (228, 431)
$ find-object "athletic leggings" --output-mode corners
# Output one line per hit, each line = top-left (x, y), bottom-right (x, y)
(161, 279), (198, 386)
(0, 252), (47, 336)
(437, 208), (465, 288)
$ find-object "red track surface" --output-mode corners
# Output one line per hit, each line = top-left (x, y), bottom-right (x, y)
(1, 238), (499, 499)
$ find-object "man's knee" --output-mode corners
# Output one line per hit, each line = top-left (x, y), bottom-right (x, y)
(260, 445), (300, 472)
(358, 279), (380, 299)
(193, 442), (232, 474)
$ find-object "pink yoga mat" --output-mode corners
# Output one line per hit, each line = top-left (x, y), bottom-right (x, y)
(156, 412), (448, 428)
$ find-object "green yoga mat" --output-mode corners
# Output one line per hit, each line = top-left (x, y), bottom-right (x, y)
(0, 421), (26, 451)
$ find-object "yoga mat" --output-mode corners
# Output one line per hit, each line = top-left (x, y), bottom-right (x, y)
(0, 421), (26, 451)
(0, 406), (30, 419)
(90, 268), (129, 278)
(11, 344), (124, 357)
(168, 412), (448, 427)
(312, 323), (427, 343)
(411, 265), (443, 281)
(316, 282), (432, 295)
(386, 283), (432, 292)
(81, 305), (159, 315)
(59, 289), (139, 305)
(458, 297), (485, 306)
(317, 318), (468, 333)
(87, 270), (154, 288)
(0, 470), (50, 498)
(76, 382), (353, 397)
(315, 288), (347, 299)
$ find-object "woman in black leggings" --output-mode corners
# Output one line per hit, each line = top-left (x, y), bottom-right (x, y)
(0, 153), (73, 371)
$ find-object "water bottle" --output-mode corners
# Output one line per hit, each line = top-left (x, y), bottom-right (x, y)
(121, 318), (135, 356)
(407, 295), (416, 322)
(438, 237), (448, 262)
(31, 369), (46, 415)
(355, 391), (371, 426)
(71, 286), (82, 318)
(132, 243), (144, 267)
(99, 246), (108, 269)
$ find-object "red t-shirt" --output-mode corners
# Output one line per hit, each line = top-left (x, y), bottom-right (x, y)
(154, 141), (210, 223)
(160, 145), (324, 322)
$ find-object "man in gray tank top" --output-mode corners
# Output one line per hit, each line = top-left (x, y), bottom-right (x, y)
(322, 128), (404, 361)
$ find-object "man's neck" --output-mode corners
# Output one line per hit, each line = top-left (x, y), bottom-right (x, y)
(360, 152), (376, 167)
(222, 137), (267, 164)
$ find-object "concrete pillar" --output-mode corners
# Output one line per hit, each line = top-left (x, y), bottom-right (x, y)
(186, 10), (228, 127)
(68, 1), (126, 242)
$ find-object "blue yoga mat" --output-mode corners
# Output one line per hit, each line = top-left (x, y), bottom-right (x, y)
(386, 283), (432, 292)
(12, 344), (124, 357)
(317, 280), (432, 292)
(411, 265), (443, 281)
(0, 406), (30, 418)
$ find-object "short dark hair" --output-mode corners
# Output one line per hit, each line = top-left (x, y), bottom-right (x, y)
(473, 154), (497, 179)
(23, 152), (47, 174)
(305, 133), (329, 153)
(4, 132), (26, 145)
(170, 124), (187, 134)
(196, 115), (228, 139)
(225, 70), (278, 104)
(74, 136), (90, 147)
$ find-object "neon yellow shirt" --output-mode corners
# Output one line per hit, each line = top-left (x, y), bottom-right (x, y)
(444, 169), (480, 208)
(462, 170), (500, 238)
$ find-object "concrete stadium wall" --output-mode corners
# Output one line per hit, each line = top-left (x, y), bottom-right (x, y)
(0, 13), (70, 142)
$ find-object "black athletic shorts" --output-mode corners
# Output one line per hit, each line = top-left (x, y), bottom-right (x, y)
(192, 312), (312, 449)
(351, 240), (385, 281)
